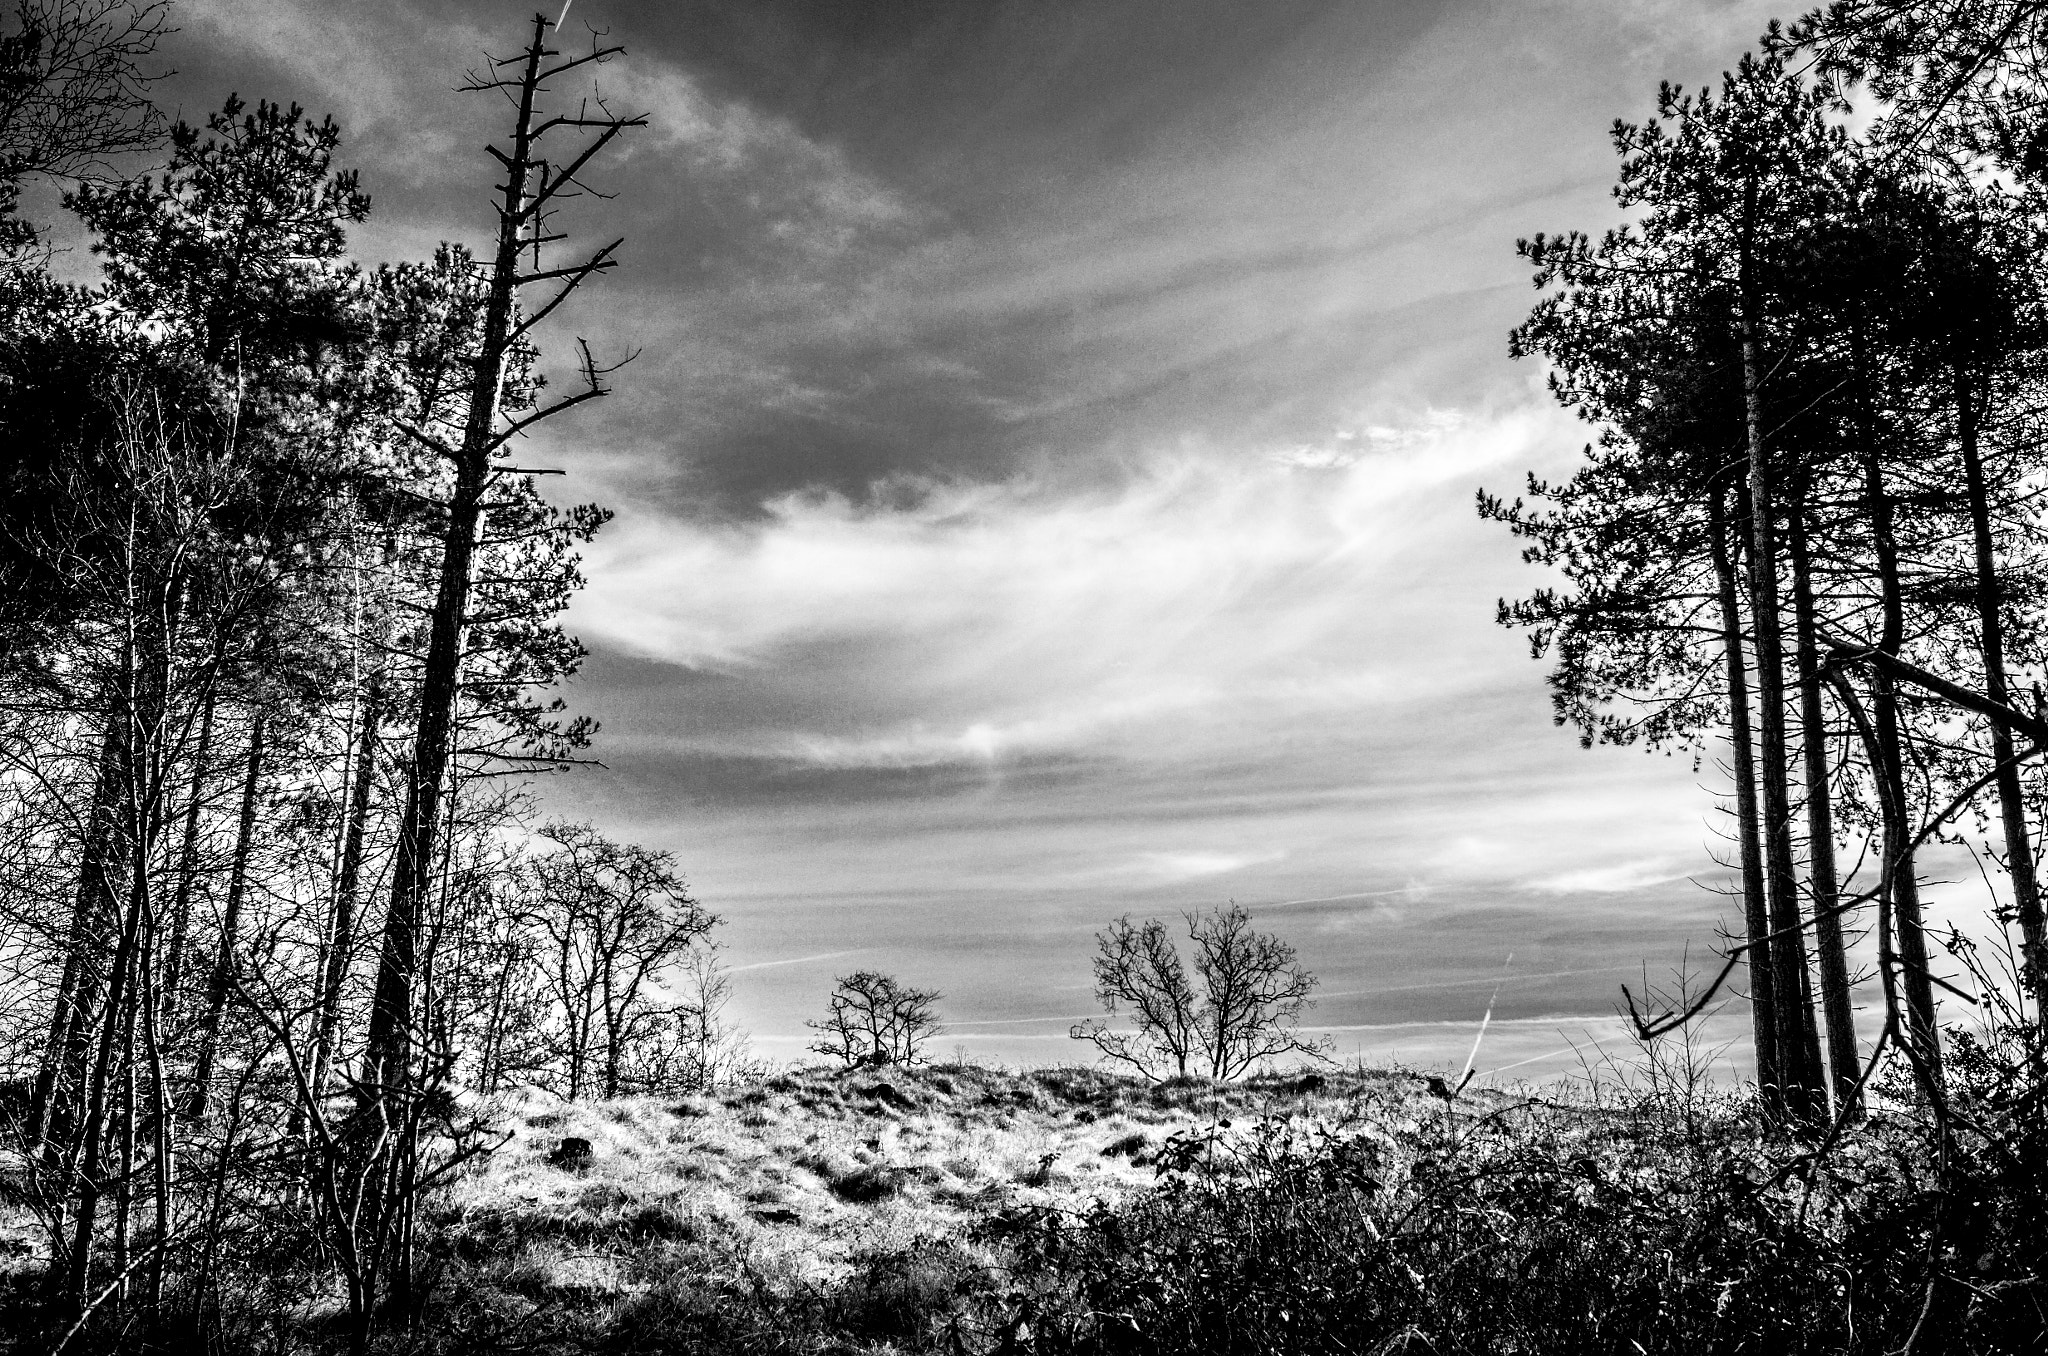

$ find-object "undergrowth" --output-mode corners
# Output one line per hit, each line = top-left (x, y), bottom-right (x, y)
(995, 1026), (2048, 1355)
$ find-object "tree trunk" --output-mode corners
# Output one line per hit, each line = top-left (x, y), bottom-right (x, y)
(29, 714), (126, 1156)
(189, 709), (266, 1118)
(1853, 316), (1942, 1090)
(66, 622), (168, 1312)
(1955, 361), (2048, 1025)
(1735, 243), (1825, 1121)
(160, 688), (217, 1031)
(64, 843), (145, 1312)
(1712, 486), (1781, 1103)
(113, 972), (137, 1306)
(139, 884), (173, 1312)
(1790, 492), (1862, 1119)
(361, 28), (546, 1097)
(312, 657), (385, 1099)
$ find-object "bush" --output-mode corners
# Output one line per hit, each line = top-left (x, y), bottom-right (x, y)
(997, 1034), (2048, 1355)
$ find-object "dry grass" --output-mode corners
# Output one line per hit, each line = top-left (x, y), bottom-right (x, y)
(0, 1061), (1506, 1350)
(433, 1061), (1468, 1313)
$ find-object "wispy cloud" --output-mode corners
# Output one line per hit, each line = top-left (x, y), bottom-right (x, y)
(1525, 861), (1699, 895)
(603, 61), (922, 261)
(576, 403), (1572, 778)
(1133, 849), (1288, 884)
(176, 0), (487, 175)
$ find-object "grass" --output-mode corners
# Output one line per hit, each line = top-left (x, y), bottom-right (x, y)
(430, 1061), (1439, 1320)
(6, 1046), (2043, 1353)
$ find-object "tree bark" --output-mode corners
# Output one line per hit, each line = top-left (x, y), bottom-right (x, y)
(312, 656), (385, 1100)
(138, 881), (173, 1312)
(29, 713), (125, 1155)
(66, 585), (170, 1312)
(1736, 225), (1825, 1121)
(188, 708), (266, 1118)
(160, 688), (216, 1030)
(64, 837), (145, 1312)
(1790, 493), (1862, 1118)
(1852, 316), (1942, 1089)
(362, 22), (547, 1095)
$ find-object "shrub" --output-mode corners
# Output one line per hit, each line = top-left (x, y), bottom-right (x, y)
(998, 1041), (2048, 1356)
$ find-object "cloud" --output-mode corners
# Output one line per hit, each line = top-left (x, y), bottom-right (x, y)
(175, 0), (485, 175)
(1525, 861), (1698, 894)
(1134, 849), (1288, 883)
(602, 61), (921, 260)
(174, 2), (924, 285)
(574, 402), (1571, 775)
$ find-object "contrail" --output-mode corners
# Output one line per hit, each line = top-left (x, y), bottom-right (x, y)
(725, 948), (868, 974)
(1264, 888), (1412, 909)
(556, 0), (575, 29)
(1317, 962), (1638, 1001)
(944, 1012), (1102, 1027)
(1479, 1042), (1594, 1077)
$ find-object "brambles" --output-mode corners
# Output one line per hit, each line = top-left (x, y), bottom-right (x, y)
(1000, 1038), (2048, 1354)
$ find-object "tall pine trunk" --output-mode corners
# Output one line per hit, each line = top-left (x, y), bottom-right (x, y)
(312, 655), (385, 1100)
(1736, 222), (1826, 1121)
(1852, 318), (1942, 1088)
(160, 689), (216, 1030)
(65, 832), (146, 1312)
(29, 715), (126, 1155)
(1790, 490), (1861, 1118)
(1711, 484), (1781, 1097)
(67, 552), (173, 1312)
(361, 35), (543, 1096)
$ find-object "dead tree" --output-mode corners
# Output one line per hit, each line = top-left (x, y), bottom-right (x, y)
(351, 10), (640, 1328)
(360, 11), (640, 1099)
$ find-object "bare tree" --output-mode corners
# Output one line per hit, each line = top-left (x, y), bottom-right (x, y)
(0, 0), (166, 285)
(1071, 915), (1198, 1079)
(1074, 904), (1329, 1081)
(660, 942), (755, 1090)
(522, 821), (713, 1099)
(0, 0), (165, 178)
(1188, 904), (1328, 1080)
(808, 971), (942, 1069)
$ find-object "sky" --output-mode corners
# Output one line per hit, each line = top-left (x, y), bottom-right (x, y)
(130, 0), (1985, 1080)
